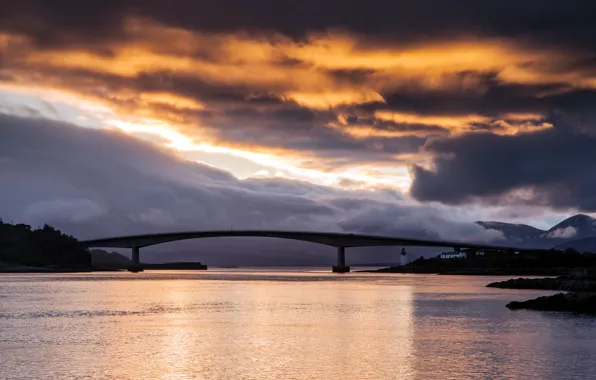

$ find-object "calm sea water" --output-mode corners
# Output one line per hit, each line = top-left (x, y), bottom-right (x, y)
(1, 270), (595, 380)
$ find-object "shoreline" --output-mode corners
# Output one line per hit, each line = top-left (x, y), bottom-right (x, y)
(0, 267), (95, 273)
(487, 274), (596, 314)
(359, 267), (573, 276)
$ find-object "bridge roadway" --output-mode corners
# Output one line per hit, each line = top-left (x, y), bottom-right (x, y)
(81, 230), (528, 273)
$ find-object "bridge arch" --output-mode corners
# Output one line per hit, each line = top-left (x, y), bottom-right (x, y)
(81, 230), (527, 273)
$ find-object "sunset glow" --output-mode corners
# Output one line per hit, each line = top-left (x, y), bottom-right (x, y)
(1, 13), (595, 197)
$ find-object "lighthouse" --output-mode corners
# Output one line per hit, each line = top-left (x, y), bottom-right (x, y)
(400, 248), (408, 266)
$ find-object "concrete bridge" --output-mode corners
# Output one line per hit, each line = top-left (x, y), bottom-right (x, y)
(81, 230), (526, 273)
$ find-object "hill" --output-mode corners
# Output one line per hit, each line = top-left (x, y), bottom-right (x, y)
(474, 221), (545, 242)
(477, 214), (596, 252)
(90, 249), (131, 270)
(0, 220), (91, 269)
(542, 214), (596, 240)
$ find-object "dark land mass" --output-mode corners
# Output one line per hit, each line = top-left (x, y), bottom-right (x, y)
(351, 262), (402, 267)
(506, 292), (596, 314)
(0, 220), (91, 272)
(554, 237), (596, 252)
(476, 214), (596, 252)
(364, 249), (596, 276)
(90, 249), (131, 270)
(0, 266), (93, 273)
(372, 266), (570, 276)
(0, 222), (210, 272)
(91, 250), (209, 271)
(487, 270), (596, 314)
(142, 262), (208, 270)
(487, 275), (596, 292)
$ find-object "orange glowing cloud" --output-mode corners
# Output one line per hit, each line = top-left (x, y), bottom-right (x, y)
(8, 17), (594, 114)
(375, 111), (490, 129)
(281, 90), (384, 109)
(0, 16), (587, 194)
(103, 89), (204, 108)
(329, 111), (554, 138)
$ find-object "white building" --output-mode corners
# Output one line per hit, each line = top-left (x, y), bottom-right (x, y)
(439, 249), (486, 259)
(440, 252), (467, 259)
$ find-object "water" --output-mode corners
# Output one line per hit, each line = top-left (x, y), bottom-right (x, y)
(1, 270), (595, 380)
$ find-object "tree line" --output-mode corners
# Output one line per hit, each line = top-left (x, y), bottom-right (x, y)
(0, 220), (91, 268)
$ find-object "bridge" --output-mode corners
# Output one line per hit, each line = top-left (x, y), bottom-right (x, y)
(81, 230), (528, 273)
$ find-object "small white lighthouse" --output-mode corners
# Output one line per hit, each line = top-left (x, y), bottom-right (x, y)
(400, 248), (408, 266)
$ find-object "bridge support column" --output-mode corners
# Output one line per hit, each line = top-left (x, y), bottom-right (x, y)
(128, 246), (144, 273)
(332, 246), (350, 273)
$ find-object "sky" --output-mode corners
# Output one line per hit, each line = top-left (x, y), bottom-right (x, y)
(1, 1), (596, 261)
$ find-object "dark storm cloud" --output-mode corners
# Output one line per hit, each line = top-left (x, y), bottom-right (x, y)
(377, 80), (553, 118)
(2, 0), (595, 51)
(410, 123), (596, 211)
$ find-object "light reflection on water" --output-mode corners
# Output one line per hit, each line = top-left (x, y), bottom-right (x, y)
(1, 270), (595, 380)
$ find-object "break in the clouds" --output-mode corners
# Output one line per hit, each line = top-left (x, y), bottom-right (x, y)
(0, 1), (595, 215)
(1, 114), (517, 263)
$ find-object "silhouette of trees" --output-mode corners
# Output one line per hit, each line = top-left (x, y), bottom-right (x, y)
(0, 220), (91, 268)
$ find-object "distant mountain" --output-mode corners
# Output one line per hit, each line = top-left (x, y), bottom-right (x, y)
(553, 237), (596, 253)
(477, 214), (596, 251)
(475, 221), (545, 242)
(541, 214), (596, 240)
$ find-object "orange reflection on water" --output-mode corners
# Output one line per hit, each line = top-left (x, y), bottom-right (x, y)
(1, 272), (592, 379)
(78, 272), (416, 379)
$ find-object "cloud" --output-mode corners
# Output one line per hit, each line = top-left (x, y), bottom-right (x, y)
(23, 198), (106, 223)
(545, 226), (577, 239)
(3, 19), (587, 195)
(410, 120), (596, 211)
(134, 209), (176, 226)
(0, 3), (595, 237)
(1, 1), (595, 53)
(0, 114), (510, 263)
(337, 205), (505, 242)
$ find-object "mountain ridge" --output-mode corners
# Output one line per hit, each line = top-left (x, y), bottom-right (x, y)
(476, 214), (596, 252)
(474, 221), (545, 241)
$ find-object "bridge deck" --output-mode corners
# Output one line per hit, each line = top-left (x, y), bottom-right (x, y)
(81, 229), (528, 251)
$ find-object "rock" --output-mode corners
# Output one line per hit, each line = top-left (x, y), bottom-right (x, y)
(487, 276), (596, 291)
(506, 292), (596, 314)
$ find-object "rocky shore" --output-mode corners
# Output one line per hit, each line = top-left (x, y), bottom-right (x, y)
(487, 275), (596, 291)
(364, 266), (571, 276)
(506, 292), (596, 314)
(488, 274), (596, 314)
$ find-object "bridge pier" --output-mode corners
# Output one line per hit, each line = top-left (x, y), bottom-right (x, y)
(332, 246), (350, 273)
(128, 246), (144, 272)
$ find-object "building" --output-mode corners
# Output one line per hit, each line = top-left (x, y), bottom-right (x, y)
(439, 252), (467, 259)
(439, 249), (486, 259)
